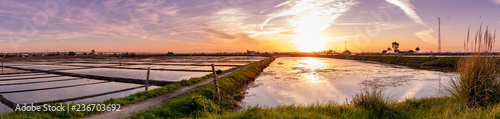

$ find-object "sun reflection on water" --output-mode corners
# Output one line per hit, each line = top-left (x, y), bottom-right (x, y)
(296, 58), (326, 83)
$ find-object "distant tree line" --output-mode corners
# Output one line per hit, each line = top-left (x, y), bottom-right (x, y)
(382, 42), (420, 54)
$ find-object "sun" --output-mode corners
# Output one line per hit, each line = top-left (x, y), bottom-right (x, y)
(291, 35), (329, 52)
(289, 13), (333, 52)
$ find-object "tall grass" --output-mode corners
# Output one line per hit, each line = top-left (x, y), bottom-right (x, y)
(349, 85), (401, 118)
(447, 25), (500, 107)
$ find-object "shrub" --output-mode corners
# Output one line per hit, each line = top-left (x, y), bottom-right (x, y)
(447, 25), (500, 107)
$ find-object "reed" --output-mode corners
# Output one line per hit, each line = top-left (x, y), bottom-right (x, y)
(447, 25), (500, 107)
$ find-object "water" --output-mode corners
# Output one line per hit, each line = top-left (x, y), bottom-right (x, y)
(0, 78), (102, 92)
(241, 57), (454, 107)
(12, 65), (80, 71)
(188, 66), (234, 71)
(0, 68), (31, 74)
(70, 86), (159, 104)
(0, 76), (74, 85)
(2, 82), (141, 104)
(198, 62), (249, 66)
(62, 68), (210, 81)
(0, 74), (58, 80)
(0, 56), (265, 113)
(0, 103), (13, 114)
(59, 63), (119, 67)
(0, 73), (47, 78)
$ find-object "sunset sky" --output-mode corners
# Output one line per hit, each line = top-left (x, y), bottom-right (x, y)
(1, 0), (500, 53)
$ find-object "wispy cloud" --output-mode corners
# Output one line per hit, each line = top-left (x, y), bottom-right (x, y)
(493, 0), (500, 4)
(384, 0), (424, 26)
(385, 0), (437, 44)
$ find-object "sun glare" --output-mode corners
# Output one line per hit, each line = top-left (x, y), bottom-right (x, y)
(290, 16), (332, 52)
(291, 35), (329, 52)
(277, 0), (355, 52)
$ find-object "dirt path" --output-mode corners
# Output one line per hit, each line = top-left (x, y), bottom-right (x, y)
(83, 62), (260, 119)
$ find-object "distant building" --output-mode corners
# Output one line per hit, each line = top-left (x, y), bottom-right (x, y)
(401, 50), (415, 54)
(247, 50), (256, 55)
(166, 51), (175, 56)
(343, 50), (352, 55)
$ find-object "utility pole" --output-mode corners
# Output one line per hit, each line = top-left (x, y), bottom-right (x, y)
(345, 41), (347, 51)
(438, 17), (441, 53)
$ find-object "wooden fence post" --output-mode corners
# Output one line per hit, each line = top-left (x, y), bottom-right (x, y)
(119, 56), (122, 65)
(1, 57), (3, 74)
(212, 64), (220, 102)
(146, 67), (150, 91)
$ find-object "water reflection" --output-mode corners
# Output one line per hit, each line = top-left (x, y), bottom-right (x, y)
(241, 57), (455, 107)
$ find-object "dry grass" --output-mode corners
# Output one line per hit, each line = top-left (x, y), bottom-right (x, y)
(447, 25), (500, 108)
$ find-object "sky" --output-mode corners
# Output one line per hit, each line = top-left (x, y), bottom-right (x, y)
(0, 0), (500, 53)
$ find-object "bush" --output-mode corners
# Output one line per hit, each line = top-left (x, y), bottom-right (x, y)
(447, 25), (500, 108)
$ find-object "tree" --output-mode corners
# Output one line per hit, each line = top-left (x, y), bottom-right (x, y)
(382, 50), (387, 54)
(68, 51), (76, 56)
(415, 47), (420, 53)
(387, 47), (392, 52)
(392, 42), (399, 53)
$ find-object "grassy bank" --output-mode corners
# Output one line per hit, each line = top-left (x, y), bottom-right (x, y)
(0, 58), (259, 118)
(205, 96), (500, 118)
(127, 57), (276, 118)
(126, 55), (500, 119)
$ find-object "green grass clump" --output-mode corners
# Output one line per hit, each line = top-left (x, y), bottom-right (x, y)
(127, 94), (218, 119)
(350, 86), (401, 119)
(447, 26), (500, 108)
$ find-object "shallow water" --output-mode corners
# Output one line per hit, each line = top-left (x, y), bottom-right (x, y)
(2, 82), (140, 104)
(59, 63), (118, 67)
(241, 57), (454, 107)
(0, 78), (102, 92)
(12, 65), (80, 71)
(62, 68), (210, 81)
(0, 56), (265, 113)
(0, 74), (58, 80)
(70, 86), (159, 104)
(0, 76), (74, 85)
(0, 103), (13, 114)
